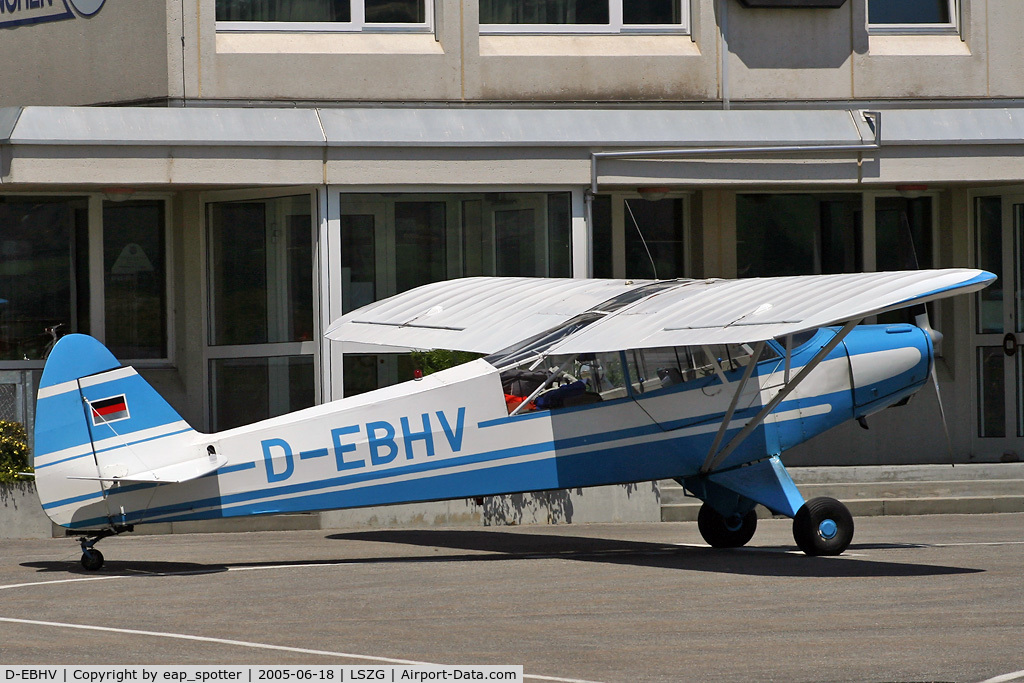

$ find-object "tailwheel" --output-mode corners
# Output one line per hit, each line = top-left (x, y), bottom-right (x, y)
(793, 497), (854, 556)
(75, 525), (130, 571)
(80, 549), (104, 571)
(697, 503), (758, 548)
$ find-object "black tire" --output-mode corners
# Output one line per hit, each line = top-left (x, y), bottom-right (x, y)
(81, 549), (104, 571)
(697, 503), (758, 548)
(792, 497), (854, 556)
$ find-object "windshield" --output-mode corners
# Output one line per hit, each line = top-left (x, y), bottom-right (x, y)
(485, 280), (683, 370)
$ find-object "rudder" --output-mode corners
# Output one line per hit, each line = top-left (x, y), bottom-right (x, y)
(34, 334), (204, 528)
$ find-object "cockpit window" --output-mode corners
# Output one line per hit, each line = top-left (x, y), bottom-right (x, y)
(499, 351), (626, 413)
(498, 340), (779, 413)
(485, 280), (681, 370)
(773, 329), (820, 352)
(627, 343), (779, 395)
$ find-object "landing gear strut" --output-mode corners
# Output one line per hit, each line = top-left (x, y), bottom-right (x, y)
(697, 503), (758, 548)
(792, 497), (854, 556)
(76, 525), (133, 570)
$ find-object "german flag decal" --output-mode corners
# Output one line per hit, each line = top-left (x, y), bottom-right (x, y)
(90, 395), (130, 425)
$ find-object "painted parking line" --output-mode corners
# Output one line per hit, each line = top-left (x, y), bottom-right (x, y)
(978, 670), (1024, 683)
(0, 615), (604, 683)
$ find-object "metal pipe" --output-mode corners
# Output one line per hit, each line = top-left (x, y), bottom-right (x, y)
(719, 0), (730, 111)
(583, 189), (594, 277)
(590, 111), (882, 194)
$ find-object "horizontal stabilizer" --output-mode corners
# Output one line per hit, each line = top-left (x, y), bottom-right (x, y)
(67, 452), (228, 484)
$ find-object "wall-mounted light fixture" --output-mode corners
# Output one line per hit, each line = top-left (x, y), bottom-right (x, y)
(737, 0), (847, 7)
(895, 184), (928, 199)
(101, 187), (136, 202)
(637, 186), (671, 201)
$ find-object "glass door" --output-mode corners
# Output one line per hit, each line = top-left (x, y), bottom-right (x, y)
(972, 195), (1024, 453)
(338, 201), (398, 396)
(205, 194), (316, 431)
(339, 198), (451, 396)
(333, 192), (574, 398)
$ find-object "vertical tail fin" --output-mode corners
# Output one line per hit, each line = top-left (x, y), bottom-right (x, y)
(34, 334), (214, 528)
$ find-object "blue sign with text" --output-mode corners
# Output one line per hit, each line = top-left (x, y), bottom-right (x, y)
(0, 0), (105, 29)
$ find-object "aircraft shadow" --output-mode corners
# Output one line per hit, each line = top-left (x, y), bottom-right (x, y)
(327, 529), (982, 578)
(21, 560), (230, 576)
(19, 531), (979, 579)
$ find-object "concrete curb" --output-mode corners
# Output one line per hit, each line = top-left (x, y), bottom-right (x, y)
(659, 463), (1024, 521)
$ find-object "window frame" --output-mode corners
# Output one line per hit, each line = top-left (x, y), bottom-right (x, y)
(215, 0), (435, 33)
(479, 0), (690, 35)
(867, 0), (960, 36)
(591, 191), (692, 280)
(0, 192), (174, 370)
(201, 188), (321, 431)
(100, 196), (175, 366)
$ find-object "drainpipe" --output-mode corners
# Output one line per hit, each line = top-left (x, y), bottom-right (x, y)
(719, 0), (730, 111)
(584, 190), (595, 278)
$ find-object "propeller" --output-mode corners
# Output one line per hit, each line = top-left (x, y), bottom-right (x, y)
(900, 211), (956, 467)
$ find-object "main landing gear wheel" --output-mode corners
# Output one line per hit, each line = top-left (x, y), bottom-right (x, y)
(697, 503), (758, 548)
(80, 548), (104, 571)
(793, 497), (854, 556)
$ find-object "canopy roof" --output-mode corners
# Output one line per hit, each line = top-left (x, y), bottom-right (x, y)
(325, 269), (995, 357)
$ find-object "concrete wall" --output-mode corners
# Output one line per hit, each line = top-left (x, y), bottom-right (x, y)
(0, 1), (169, 106)
(0, 483), (54, 539)
(0, 482), (659, 539)
(0, 0), (1013, 107)
(180, 0), (1024, 104)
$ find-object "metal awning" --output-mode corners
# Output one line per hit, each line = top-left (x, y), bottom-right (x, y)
(4, 105), (1024, 187)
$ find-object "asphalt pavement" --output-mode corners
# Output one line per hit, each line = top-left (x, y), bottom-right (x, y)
(1, 514), (1023, 682)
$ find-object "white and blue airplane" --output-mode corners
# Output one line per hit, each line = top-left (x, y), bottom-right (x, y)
(32, 269), (994, 569)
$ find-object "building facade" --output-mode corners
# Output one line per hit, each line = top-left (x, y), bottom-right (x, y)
(1, 0), (1023, 490)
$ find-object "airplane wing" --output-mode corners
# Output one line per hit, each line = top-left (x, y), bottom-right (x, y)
(324, 276), (655, 353)
(324, 269), (995, 355)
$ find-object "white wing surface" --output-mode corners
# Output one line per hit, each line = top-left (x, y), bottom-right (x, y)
(325, 269), (995, 355)
(324, 276), (652, 353)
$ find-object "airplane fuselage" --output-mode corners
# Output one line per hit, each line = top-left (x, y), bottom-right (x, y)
(35, 324), (931, 531)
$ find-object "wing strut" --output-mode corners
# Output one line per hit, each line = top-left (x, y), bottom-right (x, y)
(700, 318), (861, 475)
(702, 340), (766, 466)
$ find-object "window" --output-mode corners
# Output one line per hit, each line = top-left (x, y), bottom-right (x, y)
(207, 195), (314, 346)
(737, 193), (939, 328)
(592, 194), (688, 280)
(875, 197), (932, 272)
(480, 0), (689, 34)
(0, 195), (171, 365)
(206, 194), (316, 429)
(216, 0), (432, 32)
(868, 0), (958, 34)
(0, 197), (89, 361)
(736, 194), (862, 278)
(627, 345), (779, 396)
(103, 200), (168, 360)
(210, 356), (314, 431)
(339, 191), (572, 397)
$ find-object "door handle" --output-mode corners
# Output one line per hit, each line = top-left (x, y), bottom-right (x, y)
(1004, 333), (1018, 357)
